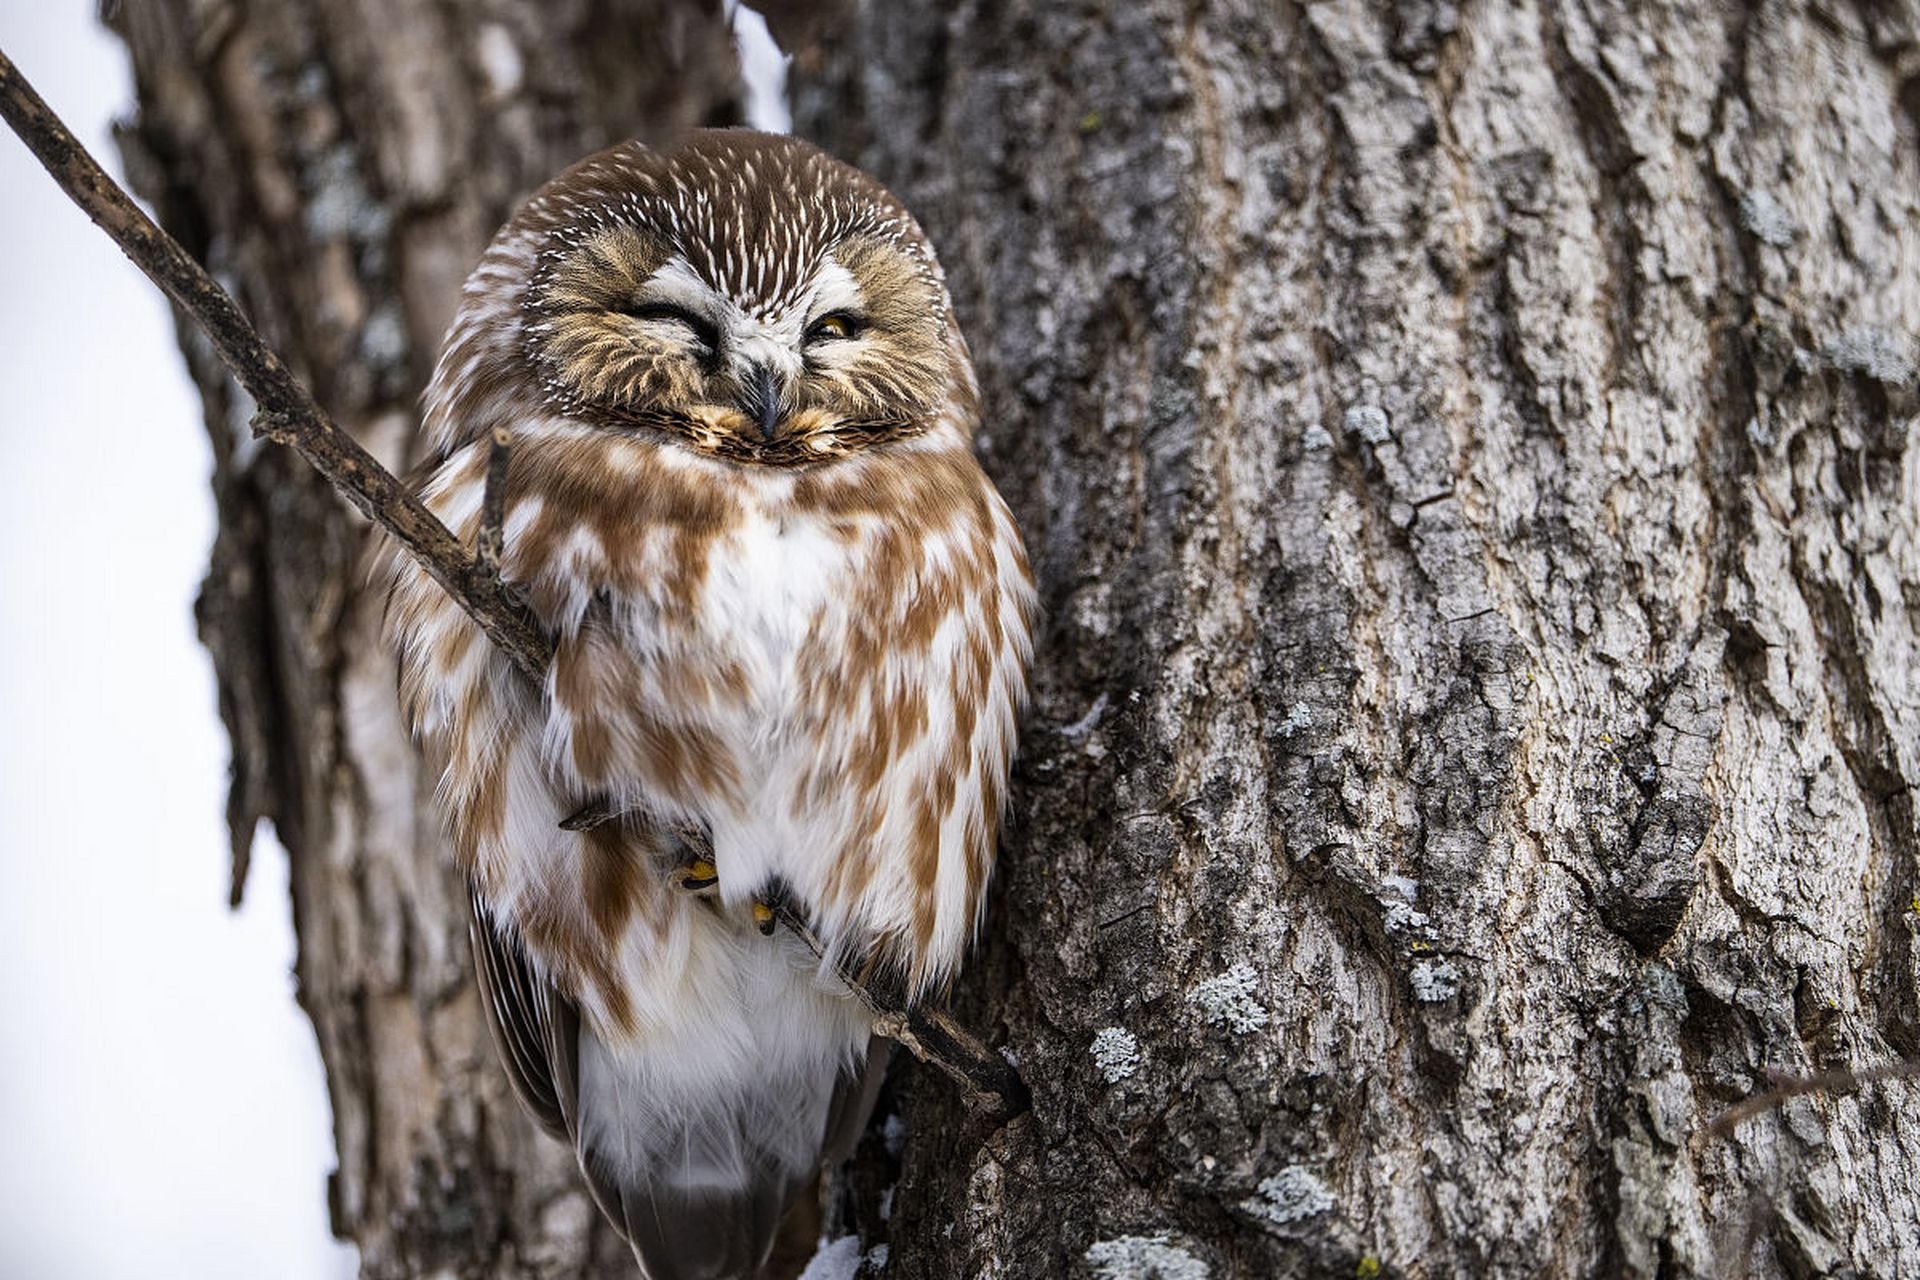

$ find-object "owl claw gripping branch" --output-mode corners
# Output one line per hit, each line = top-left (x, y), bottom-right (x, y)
(677, 858), (719, 892)
(382, 131), (1036, 1280)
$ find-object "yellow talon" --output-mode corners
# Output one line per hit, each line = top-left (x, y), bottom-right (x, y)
(752, 900), (776, 936)
(678, 859), (718, 891)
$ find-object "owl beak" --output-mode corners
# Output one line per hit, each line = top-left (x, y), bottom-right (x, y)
(740, 363), (781, 441)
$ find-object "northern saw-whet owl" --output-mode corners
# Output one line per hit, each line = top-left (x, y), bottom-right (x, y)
(382, 130), (1035, 1277)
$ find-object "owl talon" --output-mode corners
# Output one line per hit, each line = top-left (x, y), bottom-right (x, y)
(678, 859), (719, 892)
(752, 899), (776, 936)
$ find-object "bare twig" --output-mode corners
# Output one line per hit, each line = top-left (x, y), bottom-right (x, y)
(1708, 1059), (1920, 1137)
(559, 799), (626, 832)
(0, 44), (1027, 1120)
(774, 902), (1031, 1124)
(476, 427), (514, 581)
(0, 45), (550, 681)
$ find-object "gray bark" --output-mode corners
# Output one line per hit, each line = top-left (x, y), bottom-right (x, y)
(794, 2), (1920, 1276)
(116, 0), (1920, 1277)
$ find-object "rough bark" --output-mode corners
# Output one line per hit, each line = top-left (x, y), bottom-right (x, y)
(113, 0), (1920, 1277)
(793, 2), (1920, 1277)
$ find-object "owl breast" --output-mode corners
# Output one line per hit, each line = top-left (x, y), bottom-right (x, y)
(556, 489), (864, 884)
(479, 422), (1034, 995)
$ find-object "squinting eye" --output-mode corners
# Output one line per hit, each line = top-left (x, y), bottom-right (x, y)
(806, 312), (865, 343)
(618, 302), (719, 352)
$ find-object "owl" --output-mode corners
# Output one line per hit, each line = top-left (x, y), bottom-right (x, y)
(382, 130), (1035, 1278)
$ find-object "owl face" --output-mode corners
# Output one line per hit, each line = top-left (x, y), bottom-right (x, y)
(515, 132), (956, 466)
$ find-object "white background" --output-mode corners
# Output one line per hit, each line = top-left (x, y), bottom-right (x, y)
(0, 5), (359, 1278)
(0, 6), (787, 1276)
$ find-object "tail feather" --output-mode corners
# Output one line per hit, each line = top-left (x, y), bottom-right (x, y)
(579, 1144), (795, 1280)
(574, 1024), (883, 1279)
(821, 1037), (889, 1167)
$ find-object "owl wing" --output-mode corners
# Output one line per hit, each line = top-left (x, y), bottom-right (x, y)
(821, 1034), (891, 1165)
(466, 885), (579, 1143)
(467, 895), (659, 1250)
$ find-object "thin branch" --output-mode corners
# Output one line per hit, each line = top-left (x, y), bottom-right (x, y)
(476, 427), (514, 582)
(0, 44), (1028, 1121)
(559, 799), (626, 833)
(774, 901), (1031, 1124)
(0, 45), (550, 681)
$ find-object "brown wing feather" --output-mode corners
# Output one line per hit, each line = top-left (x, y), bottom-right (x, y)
(467, 891), (651, 1258)
(466, 885), (576, 1143)
(821, 1036), (890, 1167)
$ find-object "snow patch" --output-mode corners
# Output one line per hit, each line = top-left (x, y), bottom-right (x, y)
(1188, 964), (1269, 1034)
(360, 304), (408, 368)
(1090, 1027), (1141, 1082)
(304, 144), (390, 242)
(727, 3), (792, 133)
(474, 23), (524, 96)
(797, 1235), (861, 1280)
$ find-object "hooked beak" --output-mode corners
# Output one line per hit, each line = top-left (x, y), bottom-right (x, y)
(739, 363), (781, 441)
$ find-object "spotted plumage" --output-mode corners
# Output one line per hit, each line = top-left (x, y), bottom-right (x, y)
(382, 130), (1034, 1278)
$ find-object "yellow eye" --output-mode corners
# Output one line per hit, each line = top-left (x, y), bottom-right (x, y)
(806, 312), (864, 343)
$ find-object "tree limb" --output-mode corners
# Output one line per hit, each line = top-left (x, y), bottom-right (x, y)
(0, 43), (1027, 1121)
(0, 46), (551, 681)
(775, 903), (1030, 1125)
(476, 426), (514, 583)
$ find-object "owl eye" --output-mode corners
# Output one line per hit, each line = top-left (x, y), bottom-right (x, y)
(805, 311), (866, 344)
(619, 301), (720, 353)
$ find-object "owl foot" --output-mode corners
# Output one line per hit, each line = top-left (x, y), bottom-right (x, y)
(676, 859), (719, 892)
(751, 880), (792, 936)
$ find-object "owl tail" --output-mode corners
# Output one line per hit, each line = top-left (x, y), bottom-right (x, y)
(574, 1026), (889, 1280)
(596, 1168), (791, 1280)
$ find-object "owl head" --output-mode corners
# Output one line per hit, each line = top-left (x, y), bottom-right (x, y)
(425, 130), (971, 467)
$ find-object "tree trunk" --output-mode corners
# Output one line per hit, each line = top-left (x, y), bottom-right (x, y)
(117, 1), (1920, 1277)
